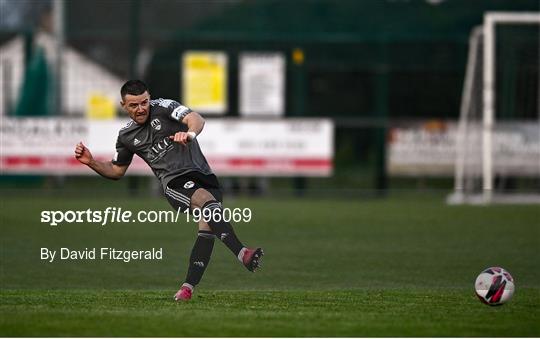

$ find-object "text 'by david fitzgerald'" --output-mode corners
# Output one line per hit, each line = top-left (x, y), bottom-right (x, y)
(40, 247), (163, 263)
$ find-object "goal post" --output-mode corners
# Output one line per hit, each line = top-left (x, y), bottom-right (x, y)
(449, 12), (540, 205)
(483, 12), (540, 203)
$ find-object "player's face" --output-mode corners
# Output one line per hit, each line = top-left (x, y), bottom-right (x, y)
(122, 91), (150, 124)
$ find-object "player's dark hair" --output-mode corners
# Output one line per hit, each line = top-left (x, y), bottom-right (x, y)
(120, 80), (149, 100)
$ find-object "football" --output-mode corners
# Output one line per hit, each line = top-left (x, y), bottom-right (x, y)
(475, 267), (515, 306)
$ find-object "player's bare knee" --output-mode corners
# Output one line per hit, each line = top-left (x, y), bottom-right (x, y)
(198, 220), (212, 232)
(191, 188), (216, 209)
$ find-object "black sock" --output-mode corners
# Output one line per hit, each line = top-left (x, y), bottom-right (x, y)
(202, 200), (245, 256)
(185, 230), (215, 287)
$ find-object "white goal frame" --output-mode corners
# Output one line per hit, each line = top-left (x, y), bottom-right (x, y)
(450, 11), (540, 205)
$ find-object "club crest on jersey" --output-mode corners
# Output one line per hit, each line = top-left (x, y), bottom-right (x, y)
(184, 181), (195, 189)
(151, 118), (161, 131)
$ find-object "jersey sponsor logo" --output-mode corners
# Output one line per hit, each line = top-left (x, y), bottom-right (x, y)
(151, 118), (161, 131)
(171, 105), (190, 121)
(183, 181), (195, 189)
(147, 136), (174, 163)
(134, 138), (141, 146)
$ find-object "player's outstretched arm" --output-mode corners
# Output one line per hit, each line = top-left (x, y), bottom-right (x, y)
(170, 112), (205, 145)
(74, 142), (128, 180)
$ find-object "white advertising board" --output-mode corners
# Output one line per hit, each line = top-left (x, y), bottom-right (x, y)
(0, 118), (333, 176)
(388, 121), (540, 176)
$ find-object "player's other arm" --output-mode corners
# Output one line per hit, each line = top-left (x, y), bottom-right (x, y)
(170, 111), (205, 145)
(74, 142), (128, 180)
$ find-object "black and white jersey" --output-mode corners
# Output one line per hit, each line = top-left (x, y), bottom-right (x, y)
(112, 98), (213, 190)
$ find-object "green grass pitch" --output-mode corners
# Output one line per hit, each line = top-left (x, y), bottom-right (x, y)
(1, 193), (539, 336)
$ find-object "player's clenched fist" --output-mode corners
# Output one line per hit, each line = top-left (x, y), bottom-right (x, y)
(169, 131), (196, 146)
(74, 141), (93, 165)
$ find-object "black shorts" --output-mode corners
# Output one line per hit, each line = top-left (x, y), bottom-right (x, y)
(164, 171), (223, 213)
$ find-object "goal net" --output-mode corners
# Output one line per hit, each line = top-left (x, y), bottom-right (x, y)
(448, 12), (540, 204)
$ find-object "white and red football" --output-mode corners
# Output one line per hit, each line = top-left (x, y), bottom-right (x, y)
(475, 267), (515, 306)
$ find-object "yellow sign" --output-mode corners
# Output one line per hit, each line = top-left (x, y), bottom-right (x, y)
(182, 51), (227, 114)
(86, 93), (116, 120)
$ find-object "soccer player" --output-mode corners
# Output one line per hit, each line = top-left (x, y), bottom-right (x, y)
(74, 80), (263, 301)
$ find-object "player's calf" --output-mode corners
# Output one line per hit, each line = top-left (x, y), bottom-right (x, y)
(201, 200), (245, 255)
(197, 199), (264, 272)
